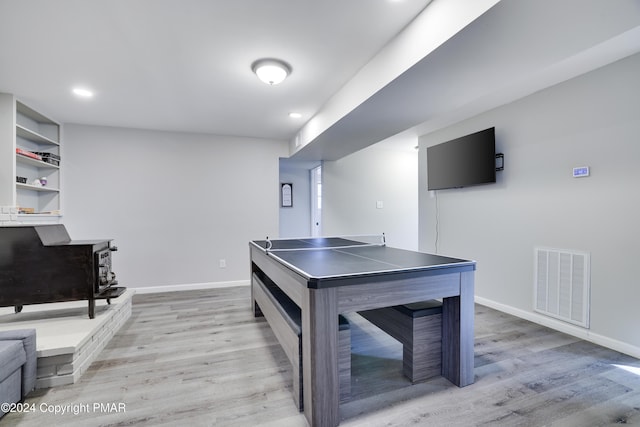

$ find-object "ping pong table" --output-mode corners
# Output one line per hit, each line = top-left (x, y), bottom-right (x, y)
(249, 236), (476, 427)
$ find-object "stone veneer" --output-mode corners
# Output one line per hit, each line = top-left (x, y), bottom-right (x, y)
(0, 290), (134, 389)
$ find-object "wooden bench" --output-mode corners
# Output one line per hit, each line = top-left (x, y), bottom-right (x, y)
(252, 272), (350, 410)
(358, 300), (442, 383)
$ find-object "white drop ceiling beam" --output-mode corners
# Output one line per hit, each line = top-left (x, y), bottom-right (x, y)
(290, 0), (640, 161)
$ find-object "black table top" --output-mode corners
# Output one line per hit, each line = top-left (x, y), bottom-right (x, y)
(251, 238), (475, 287)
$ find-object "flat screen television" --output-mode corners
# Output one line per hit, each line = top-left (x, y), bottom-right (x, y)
(427, 127), (496, 190)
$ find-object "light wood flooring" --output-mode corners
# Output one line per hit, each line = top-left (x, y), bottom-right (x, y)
(5, 286), (640, 426)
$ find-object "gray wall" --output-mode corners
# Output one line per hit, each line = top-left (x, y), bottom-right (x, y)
(63, 124), (287, 290)
(419, 53), (640, 355)
(323, 138), (419, 250)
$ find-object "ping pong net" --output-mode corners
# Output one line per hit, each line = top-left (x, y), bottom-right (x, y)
(262, 234), (386, 252)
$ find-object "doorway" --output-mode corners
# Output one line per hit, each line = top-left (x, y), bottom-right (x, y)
(311, 165), (322, 237)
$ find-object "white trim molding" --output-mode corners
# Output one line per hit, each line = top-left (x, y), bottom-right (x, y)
(132, 280), (249, 294)
(475, 296), (640, 360)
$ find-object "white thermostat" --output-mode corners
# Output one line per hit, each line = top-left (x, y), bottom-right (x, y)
(573, 166), (590, 177)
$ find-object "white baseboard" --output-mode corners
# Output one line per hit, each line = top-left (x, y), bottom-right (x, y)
(475, 296), (640, 360)
(131, 280), (249, 294)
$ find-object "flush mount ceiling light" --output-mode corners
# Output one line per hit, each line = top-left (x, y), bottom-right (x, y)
(251, 58), (291, 85)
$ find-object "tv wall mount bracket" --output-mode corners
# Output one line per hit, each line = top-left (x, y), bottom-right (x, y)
(495, 153), (504, 171)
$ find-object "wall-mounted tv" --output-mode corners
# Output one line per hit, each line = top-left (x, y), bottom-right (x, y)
(427, 127), (496, 190)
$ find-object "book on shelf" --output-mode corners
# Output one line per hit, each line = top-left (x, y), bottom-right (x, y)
(16, 148), (42, 161)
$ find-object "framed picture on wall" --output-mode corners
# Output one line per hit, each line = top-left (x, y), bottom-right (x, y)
(281, 183), (293, 207)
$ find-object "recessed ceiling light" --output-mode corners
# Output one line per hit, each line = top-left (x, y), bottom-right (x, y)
(72, 87), (94, 98)
(288, 112), (302, 119)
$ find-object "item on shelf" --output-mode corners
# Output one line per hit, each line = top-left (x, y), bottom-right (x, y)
(31, 178), (42, 187)
(32, 152), (60, 166)
(16, 148), (42, 161)
(17, 207), (35, 214)
(39, 177), (47, 186)
(16, 176), (27, 184)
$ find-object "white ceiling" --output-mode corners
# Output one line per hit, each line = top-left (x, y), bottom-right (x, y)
(2, 1), (640, 162)
(0, 0), (432, 140)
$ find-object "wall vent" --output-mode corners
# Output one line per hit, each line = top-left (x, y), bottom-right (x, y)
(534, 247), (590, 328)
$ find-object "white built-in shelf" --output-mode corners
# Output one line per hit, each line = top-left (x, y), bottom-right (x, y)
(16, 154), (59, 169)
(16, 124), (59, 146)
(1, 93), (62, 221)
(17, 213), (61, 218)
(16, 183), (60, 193)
